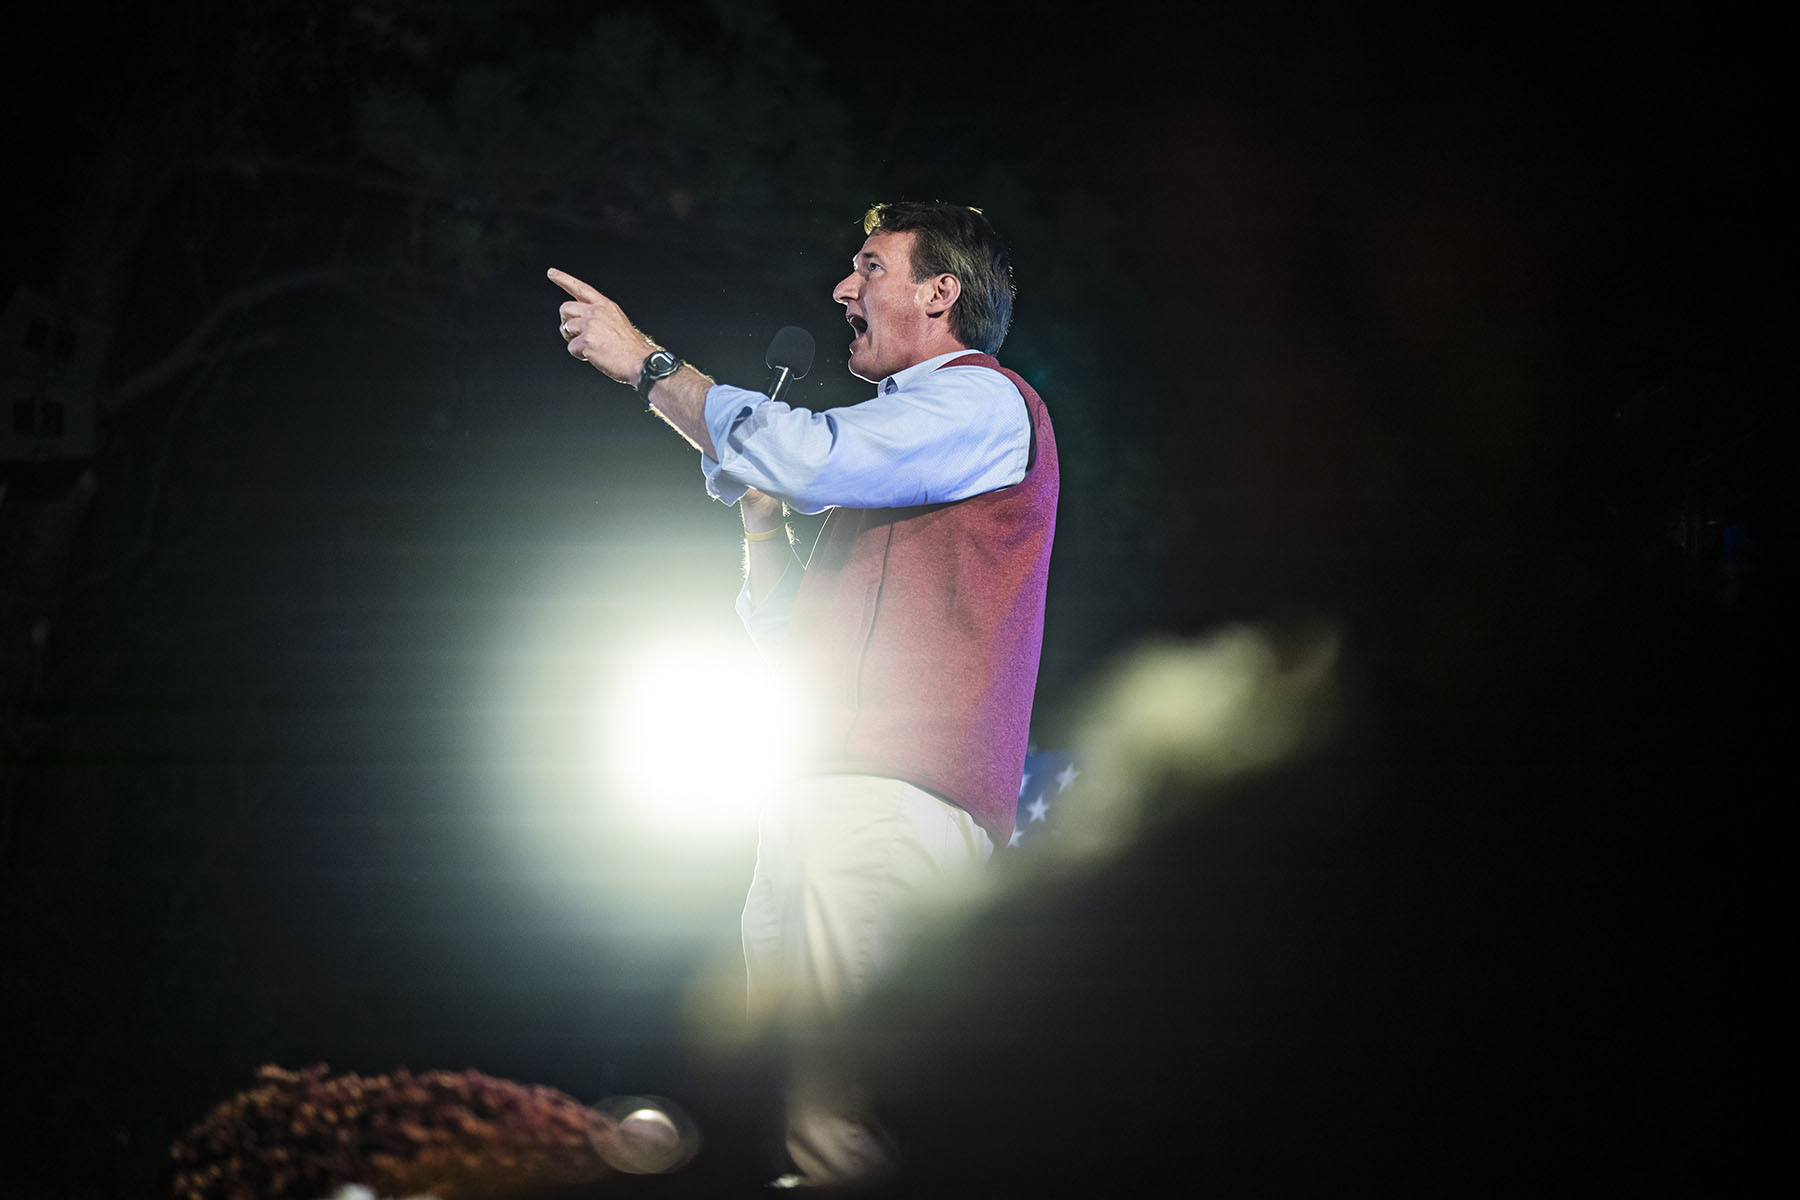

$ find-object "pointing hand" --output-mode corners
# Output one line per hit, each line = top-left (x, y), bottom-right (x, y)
(549, 268), (658, 386)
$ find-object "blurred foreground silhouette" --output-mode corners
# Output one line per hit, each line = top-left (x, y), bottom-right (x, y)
(837, 613), (1762, 1196)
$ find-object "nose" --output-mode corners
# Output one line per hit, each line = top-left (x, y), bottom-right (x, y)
(832, 271), (859, 305)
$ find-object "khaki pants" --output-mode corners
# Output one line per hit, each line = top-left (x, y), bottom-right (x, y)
(741, 775), (993, 1187)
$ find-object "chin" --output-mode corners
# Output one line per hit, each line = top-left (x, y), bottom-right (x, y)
(847, 352), (881, 383)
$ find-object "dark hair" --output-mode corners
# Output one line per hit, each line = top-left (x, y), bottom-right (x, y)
(862, 201), (1014, 354)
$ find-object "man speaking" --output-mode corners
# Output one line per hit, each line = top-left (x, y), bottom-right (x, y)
(551, 202), (1057, 1189)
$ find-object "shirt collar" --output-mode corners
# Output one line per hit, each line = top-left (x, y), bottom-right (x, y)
(879, 349), (978, 396)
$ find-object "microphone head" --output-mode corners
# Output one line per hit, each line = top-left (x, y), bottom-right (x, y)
(765, 325), (816, 378)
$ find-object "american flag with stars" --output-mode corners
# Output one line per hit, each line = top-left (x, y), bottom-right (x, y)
(1006, 749), (1080, 850)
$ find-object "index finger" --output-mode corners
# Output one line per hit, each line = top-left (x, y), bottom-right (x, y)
(547, 267), (603, 303)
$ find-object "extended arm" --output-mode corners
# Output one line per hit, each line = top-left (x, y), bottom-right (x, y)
(701, 362), (1031, 512)
(549, 269), (1030, 513)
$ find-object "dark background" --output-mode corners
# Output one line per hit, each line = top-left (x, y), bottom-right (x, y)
(1, 2), (1783, 1195)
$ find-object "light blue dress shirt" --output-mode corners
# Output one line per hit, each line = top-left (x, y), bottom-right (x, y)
(701, 350), (1031, 511)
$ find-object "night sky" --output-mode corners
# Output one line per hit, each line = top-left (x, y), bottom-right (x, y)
(2, 2), (1784, 1196)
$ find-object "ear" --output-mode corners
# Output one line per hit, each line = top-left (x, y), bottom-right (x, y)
(920, 273), (961, 319)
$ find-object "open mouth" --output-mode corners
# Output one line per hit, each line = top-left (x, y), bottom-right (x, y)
(847, 315), (868, 338)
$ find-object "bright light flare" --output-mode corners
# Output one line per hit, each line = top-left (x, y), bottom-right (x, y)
(601, 633), (792, 834)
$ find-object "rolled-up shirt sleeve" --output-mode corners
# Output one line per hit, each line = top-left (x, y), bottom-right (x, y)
(700, 360), (1031, 512)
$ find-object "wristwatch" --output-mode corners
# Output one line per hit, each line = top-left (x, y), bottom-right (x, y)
(636, 349), (682, 394)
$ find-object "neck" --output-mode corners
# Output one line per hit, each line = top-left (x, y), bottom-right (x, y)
(917, 331), (971, 363)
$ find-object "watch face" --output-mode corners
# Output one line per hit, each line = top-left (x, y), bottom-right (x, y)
(637, 350), (679, 393)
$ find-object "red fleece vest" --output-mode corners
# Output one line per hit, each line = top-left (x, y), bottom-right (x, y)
(783, 353), (1058, 845)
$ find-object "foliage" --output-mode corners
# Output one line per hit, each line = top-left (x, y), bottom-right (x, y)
(170, 1064), (613, 1200)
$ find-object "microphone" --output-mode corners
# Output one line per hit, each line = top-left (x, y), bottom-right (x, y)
(765, 326), (815, 405)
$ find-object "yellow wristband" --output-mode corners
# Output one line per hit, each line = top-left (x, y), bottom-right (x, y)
(744, 525), (784, 542)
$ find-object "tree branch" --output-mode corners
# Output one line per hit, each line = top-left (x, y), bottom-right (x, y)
(111, 267), (347, 408)
(192, 153), (640, 235)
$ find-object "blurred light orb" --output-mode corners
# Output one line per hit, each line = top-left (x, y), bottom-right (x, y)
(592, 1094), (700, 1174)
(603, 635), (790, 832)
